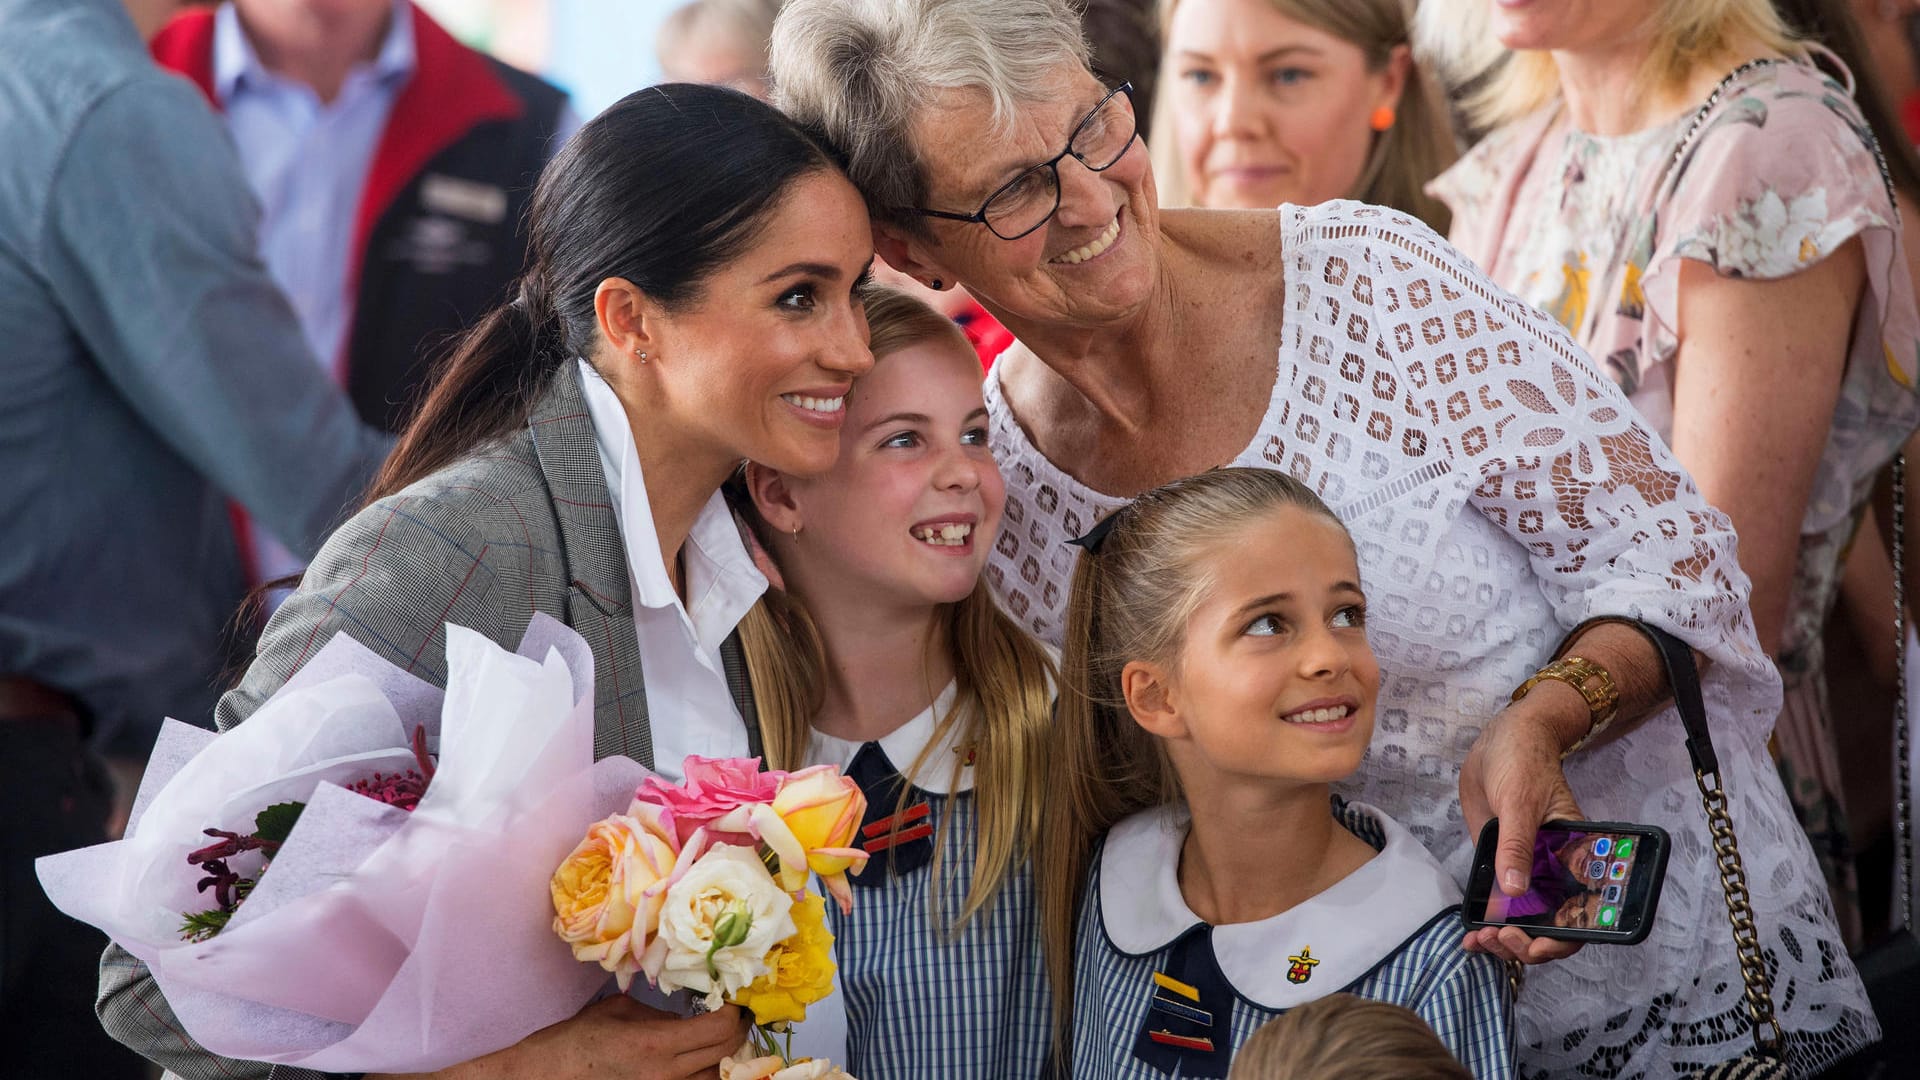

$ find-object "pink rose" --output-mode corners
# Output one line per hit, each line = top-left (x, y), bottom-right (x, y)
(635, 756), (787, 847)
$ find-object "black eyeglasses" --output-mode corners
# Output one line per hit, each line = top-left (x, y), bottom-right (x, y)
(906, 83), (1137, 241)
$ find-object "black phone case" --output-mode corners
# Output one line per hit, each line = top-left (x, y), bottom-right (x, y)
(1461, 817), (1671, 945)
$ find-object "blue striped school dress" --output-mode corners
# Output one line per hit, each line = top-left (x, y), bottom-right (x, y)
(806, 682), (1052, 1079)
(1070, 799), (1514, 1079)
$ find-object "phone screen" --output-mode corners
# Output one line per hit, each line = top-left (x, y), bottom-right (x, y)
(1479, 826), (1650, 932)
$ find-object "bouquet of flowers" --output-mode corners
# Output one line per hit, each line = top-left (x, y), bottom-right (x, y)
(37, 615), (654, 1071)
(551, 756), (870, 1079)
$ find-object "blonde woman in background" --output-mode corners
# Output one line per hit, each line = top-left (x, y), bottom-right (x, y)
(1150, 0), (1457, 231)
(1425, 0), (1920, 999)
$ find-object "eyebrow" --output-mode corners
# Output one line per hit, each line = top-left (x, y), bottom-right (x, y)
(1177, 44), (1324, 63)
(969, 91), (1109, 198)
(862, 405), (989, 432)
(1232, 581), (1363, 617)
(758, 261), (842, 285)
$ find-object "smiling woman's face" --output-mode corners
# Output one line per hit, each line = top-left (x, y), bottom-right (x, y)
(1164, 0), (1397, 211)
(886, 64), (1161, 331)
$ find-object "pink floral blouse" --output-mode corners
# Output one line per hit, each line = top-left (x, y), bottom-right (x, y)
(1431, 56), (1920, 688)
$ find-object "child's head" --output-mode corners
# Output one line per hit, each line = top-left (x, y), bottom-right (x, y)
(1227, 994), (1472, 1080)
(744, 286), (1002, 612)
(1041, 467), (1377, 1053)
(1064, 467), (1377, 803)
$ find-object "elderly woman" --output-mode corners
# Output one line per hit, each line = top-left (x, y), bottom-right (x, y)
(770, 0), (1875, 1075)
(1423, 0), (1920, 961)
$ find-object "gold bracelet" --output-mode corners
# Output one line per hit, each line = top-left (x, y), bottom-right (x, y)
(1510, 655), (1619, 760)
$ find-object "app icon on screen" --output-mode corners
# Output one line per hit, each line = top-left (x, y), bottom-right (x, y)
(1587, 859), (1607, 880)
(1593, 837), (1613, 857)
(1615, 838), (1635, 858)
(1603, 884), (1623, 904)
(1598, 906), (1619, 928)
(1610, 861), (1629, 881)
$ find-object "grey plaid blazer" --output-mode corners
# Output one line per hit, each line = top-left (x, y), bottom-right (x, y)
(97, 362), (761, 1080)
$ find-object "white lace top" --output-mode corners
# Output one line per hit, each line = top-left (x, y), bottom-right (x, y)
(984, 201), (1875, 1077)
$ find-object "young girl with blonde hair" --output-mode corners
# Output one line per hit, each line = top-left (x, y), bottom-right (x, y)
(734, 286), (1056, 1078)
(1040, 468), (1511, 1079)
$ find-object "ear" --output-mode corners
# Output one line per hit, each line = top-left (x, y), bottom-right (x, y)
(1121, 659), (1186, 740)
(874, 220), (949, 289)
(593, 276), (662, 366)
(1376, 43), (1413, 110)
(744, 461), (805, 537)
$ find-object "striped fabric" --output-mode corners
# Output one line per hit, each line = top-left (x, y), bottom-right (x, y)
(94, 362), (760, 1080)
(830, 790), (1052, 1079)
(1069, 804), (1514, 1079)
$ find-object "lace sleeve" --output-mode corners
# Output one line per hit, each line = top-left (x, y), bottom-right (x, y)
(1329, 202), (1780, 732)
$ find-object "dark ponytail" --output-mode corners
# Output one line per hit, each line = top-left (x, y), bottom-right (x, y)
(368, 83), (841, 502)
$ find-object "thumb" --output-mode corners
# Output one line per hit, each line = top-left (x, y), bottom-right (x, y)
(1494, 813), (1539, 897)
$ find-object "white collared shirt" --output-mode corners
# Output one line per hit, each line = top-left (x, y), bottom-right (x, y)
(804, 680), (975, 793)
(577, 359), (768, 781)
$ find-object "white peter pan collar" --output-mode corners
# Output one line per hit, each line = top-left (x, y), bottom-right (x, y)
(1098, 800), (1461, 1010)
(807, 680), (975, 795)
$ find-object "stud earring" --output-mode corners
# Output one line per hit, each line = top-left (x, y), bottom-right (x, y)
(634, 346), (648, 362)
(1369, 105), (1395, 132)
(791, 524), (802, 541)
(929, 278), (944, 291)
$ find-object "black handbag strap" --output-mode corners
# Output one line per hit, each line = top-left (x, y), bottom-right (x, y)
(1592, 619), (1783, 1058)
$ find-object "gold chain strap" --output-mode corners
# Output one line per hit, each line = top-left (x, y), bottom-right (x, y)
(1695, 766), (1786, 1056)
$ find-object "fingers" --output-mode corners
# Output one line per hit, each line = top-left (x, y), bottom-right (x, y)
(1462, 925), (1584, 965)
(669, 1006), (752, 1075)
(1492, 813), (1540, 897)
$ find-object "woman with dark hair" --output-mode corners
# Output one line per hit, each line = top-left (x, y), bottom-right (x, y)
(93, 83), (875, 1080)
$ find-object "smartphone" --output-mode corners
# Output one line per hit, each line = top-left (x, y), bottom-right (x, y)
(1462, 818), (1670, 944)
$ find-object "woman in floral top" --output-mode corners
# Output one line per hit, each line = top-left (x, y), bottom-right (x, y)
(1426, 0), (1920, 963)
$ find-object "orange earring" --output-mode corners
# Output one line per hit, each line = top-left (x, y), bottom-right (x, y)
(1369, 105), (1396, 132)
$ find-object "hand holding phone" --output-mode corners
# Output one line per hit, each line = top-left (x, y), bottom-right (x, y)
(1462, 818), (1670, 944)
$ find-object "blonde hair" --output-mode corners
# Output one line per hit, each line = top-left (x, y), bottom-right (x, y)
(1039, 467), (1346, 1063)
(1150, 0), (1457, 233)
(1415, 0), (1801, 132)
(733, 285), (1055, 929)
(1227, 994), (1473, 1080)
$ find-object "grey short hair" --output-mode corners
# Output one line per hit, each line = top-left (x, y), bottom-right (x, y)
(770, 0), (1091, 233)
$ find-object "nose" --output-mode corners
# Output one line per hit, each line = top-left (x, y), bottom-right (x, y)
(1296, 624), (1352, 682)
(819, 297), (875, 380)
(1211, 73), (1269, 140)
(1052, 152), (1119, 229)
(931, 443), (984, 494)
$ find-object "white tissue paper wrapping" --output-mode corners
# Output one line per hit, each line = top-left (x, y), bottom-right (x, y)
(37, 614), (653, 1071)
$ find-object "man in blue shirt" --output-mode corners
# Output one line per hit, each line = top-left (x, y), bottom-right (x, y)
(0, 0), (389, 1073)
(153, 0), (573, 593)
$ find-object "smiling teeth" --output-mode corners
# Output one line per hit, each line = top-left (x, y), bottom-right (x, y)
(1050, 215), (1121, 265)
(782, 393), (845, 413)
(1283, 706), (1350, 725)
(911, 523), (973, 546)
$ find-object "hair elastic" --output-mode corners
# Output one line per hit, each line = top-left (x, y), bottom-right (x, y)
(1066, 510), (1122, 554)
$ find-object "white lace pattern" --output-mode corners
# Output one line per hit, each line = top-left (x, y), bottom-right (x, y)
(984, 201), (1877, 1078)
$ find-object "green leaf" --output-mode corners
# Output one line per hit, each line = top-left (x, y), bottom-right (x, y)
(179, 908), (232, 943)
(253, 801), (306, 845)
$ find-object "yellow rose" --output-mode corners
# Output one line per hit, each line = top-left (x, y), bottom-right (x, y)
(550, 802), (679, 990)
(730, 892), (838, 1026)
(762, 766), (868, 911)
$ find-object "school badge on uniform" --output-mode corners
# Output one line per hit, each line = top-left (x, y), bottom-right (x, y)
(1286, 946), (1319, 984)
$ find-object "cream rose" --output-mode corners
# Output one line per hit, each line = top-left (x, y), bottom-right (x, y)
(644, 843), (796, 1009)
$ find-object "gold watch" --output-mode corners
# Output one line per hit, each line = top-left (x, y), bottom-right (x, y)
(1510, 655), (1619, 760)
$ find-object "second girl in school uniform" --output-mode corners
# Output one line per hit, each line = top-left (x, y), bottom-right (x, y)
(1041, 468), (1514, 1079)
